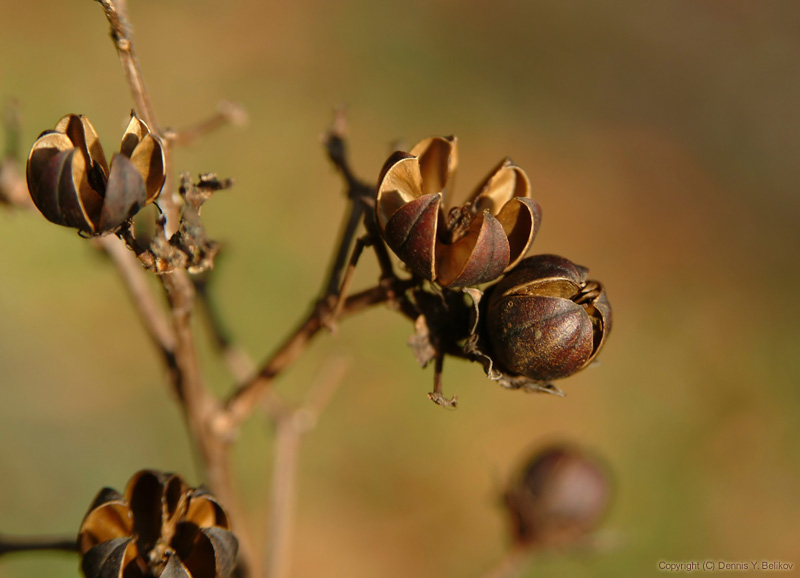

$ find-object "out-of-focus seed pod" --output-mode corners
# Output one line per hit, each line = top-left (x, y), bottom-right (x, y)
(486, 254), (612, 382)
(26, 112), (165, 234)
(78, 470), (238, 578)
(504, 445), (611, 548)
(376, 136), (542, 287)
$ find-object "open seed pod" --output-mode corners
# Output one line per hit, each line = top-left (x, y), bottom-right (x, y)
(504, 445), (611, 549)
(78, 470), (238, 578)
(26, 112), (165, 234)
(376, 136), (542, 287)
(486, 254), (612, 383)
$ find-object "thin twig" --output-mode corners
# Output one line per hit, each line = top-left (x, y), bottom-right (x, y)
(94, 2), (256, 575)
(97, 235), (176, 355)
(329, 234), (371, 325)
(321, 110), (392, 295)
(264, 419), (300, 578)
(193, 268), (256, 386)
(95, 0), (182, 234)
(159, 270), (256, 577)
(264, 357), (348, 578)
(217, 279), (416, 435)
(0, 534), (78, 556)
(165, 100), (249, 147)
(477, 547), (532, 578)
(94, 0), (158, 132)
(0, 99), (32, 208)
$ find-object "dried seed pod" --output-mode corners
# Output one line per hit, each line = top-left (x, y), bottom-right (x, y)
(78, 470), (238, 578)
(504, 445), (611, 548)
(26, 112), (165, 234)
(486, 254), (612, 382)
(376, 136), (542, 287)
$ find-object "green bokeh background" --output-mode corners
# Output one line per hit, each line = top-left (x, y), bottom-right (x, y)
(2, 1), (799, 577)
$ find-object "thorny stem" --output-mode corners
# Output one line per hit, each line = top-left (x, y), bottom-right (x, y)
(0, 535), (78, 557)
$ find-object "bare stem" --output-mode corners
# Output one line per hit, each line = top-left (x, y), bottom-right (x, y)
(95, 0), (158, 132)
(159, 270), (256, 577)
(477, 547), (532, 578)
(0, 534), (78, 557)
(97, 235), (176, 356)
(218, 279), (415, 434)
(264, 418), (300, 578)
(94, 2), (256, 574)
(166, 100), (248, 147)
(193, 267), (256, 386)
(264, 357), (347, 578)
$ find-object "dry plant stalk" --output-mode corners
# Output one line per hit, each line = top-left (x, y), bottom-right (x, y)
(0, 2), (615, 577)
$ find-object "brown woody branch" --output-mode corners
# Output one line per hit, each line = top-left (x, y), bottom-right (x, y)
(217, 278), (416, 435)
(0, 534), (78, 556)
(165, 100), (249, 147)
(94, 2), (258, 576)
(94, 0), (158, 132)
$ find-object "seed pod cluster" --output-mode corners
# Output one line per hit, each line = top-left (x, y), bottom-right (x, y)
(78, 470), (238, 578)
(376, 136), (541, 287)
(504, 445), (610, 548)
(26, 112), (165, 234)
(486, 254), (612, 383)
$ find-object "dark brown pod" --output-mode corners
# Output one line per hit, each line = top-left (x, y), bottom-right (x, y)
(376, 136), (542, 287)
(504, 445), (611, 548)
(486, 254), (612, 383)
(78, 470), (238, 578)
(26, 112), (165, 235)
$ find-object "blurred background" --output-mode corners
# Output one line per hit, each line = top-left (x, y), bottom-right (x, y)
(1, 1), (799, 576)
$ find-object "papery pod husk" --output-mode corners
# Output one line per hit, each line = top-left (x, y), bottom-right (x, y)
(79, 470), (238, 578)
(79, 487), (133, 554)
(505, 446), (611, 548)
(162, 554), (192, 578)
(82, 537), (143, 578)
(119, 112), (166, 204)
(376, 137), (541, 287)
(486, 254), (611, 382)
(26, 112), (165, 235)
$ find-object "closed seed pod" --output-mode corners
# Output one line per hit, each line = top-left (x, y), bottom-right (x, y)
(376, 136), (542, 287)
(504, 445), (611, 548)
(26, 112), (165, 234)
(78, 470), (238, 578)
(486, 254), (612, 383)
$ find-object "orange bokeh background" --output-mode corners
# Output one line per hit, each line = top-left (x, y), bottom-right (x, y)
(1, 2), (798, 577)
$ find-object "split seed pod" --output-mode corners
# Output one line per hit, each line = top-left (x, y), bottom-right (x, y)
(486, 254), (612, 382)
(376, 136), (542, 287)
(26, 112), (165, 234)
(78, 470), (238, 578)
(504, 445), (611, 548)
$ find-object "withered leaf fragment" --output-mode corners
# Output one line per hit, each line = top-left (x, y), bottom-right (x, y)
(26, 112), (165, 234)
(376, 136), (542, 287)
(78, 470), (237, 578)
